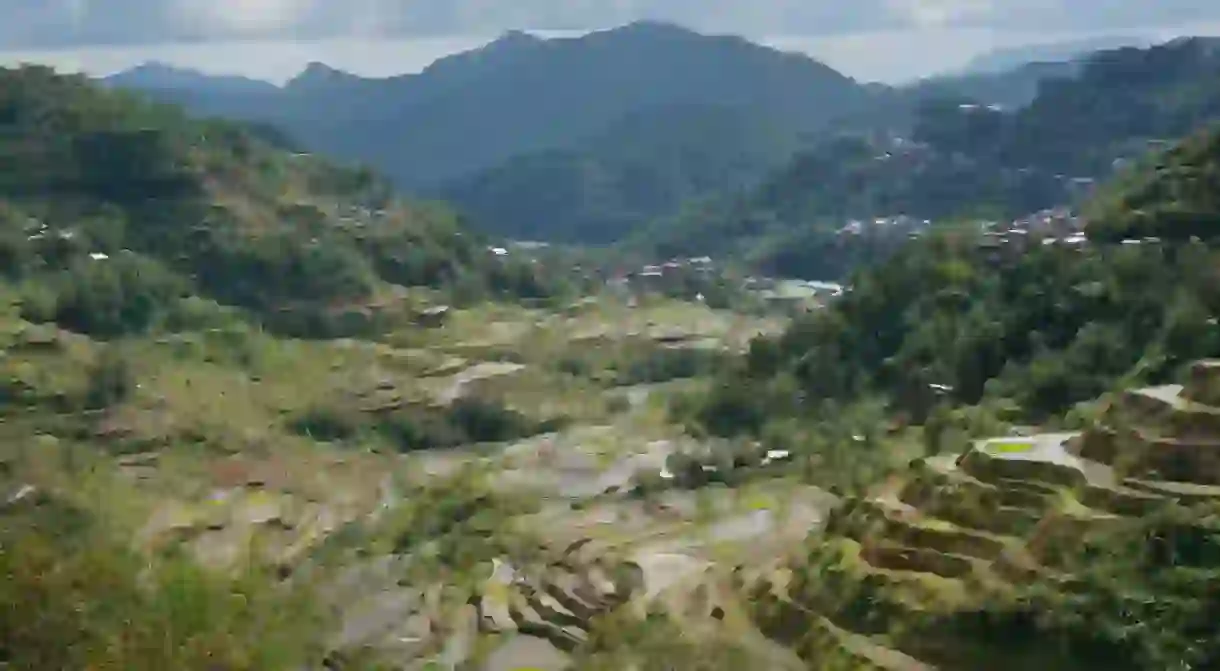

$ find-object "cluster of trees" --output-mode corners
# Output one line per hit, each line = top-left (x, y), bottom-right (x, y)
(682, 124), (1220, 468)
(0, 493), (327, 670)
(0, 65), (576, 341)
(1087, 125), (1220, 242)
(1031, 506), (1220, 669)
(605, 346), (731, 386)
(692, 236), (1220, 434)
(291, 396), (566, 452)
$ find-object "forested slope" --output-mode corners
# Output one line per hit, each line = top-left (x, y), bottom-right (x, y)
(632, 38), (1220, 278)
(683, 121), (1220, 453)
(0, 66), (568, 340)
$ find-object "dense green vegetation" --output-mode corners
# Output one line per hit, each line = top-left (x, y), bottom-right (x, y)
(630, 37), (1220, 279)
(437, 103), (802, 244)
(628, 133), (1056, 278)
(686, 236), (1218, 445)
(105, 34), (1220, 278)
(291, 395), (566, 451)
(12, 27), (1220, 671)
(1088, 125), (1220, 242)
(907, 38), (1219, 173)
(643, 124), (1220, 671)
(1008, 506), (1220, 670)
(0, 65), (573, 341)
(678, 122), (1220, 491)
(0, 470), (330, 670)
(0, 67), (594, 669)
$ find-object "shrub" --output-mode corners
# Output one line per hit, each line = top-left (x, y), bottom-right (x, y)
(83, 348), (134, 409)
(0, 507), (328, 670)
(51, 253), (185, 337)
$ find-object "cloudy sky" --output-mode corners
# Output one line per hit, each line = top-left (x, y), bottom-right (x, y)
(2, 0), (1219, 82)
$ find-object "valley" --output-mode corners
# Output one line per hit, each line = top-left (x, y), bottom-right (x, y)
(5, 20), (1220, 671)
(1, 286), (830, 670)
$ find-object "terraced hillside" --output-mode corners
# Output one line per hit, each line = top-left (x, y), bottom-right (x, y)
(0, 275), (811, 670)
(737, 360), (1220, 670)
(2, 65), (834, 671)
(0, 65), (572, 344)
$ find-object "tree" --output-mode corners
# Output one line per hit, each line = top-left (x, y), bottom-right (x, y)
(84, 348), (134, 410)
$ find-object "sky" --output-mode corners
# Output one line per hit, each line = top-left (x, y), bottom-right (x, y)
(2, 0), (1219, 83)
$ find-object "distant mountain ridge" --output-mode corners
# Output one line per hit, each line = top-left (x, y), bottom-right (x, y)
(627, 37), (1220, 279)
(436, 102), (806, 243)
(102, 62), (279, 96)
(956, 35), (1152, 75)
(909, 60), (1083, 110)
(104, 27), (1217, 253)
(105, 22), (878, 191)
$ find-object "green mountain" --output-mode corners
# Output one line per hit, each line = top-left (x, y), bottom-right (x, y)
(631, 37), (1220, 279)
(909, 59), (1082, 110)
(0, 64), (596, 671)
(683, 120), (1220, 452)
(430, 51), (1115, 247)
(107, 27), (1150, 250)
(0, 65), (568, 341)
(918, 37), (1220, 176)
(14, 46), (1220, 671)
(1087, 124), (1220, 242)
(435, 102), (805, 244)
(956, 34), (1150, 75)
(105, 22), (876, 191)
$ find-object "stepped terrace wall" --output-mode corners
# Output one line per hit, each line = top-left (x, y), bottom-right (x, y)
(1184, 360), (1220, 406)
(1115, 386), (1220, 438)
(958, 449), (1089, 489)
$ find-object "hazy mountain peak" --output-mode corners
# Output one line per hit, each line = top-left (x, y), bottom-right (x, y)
(110, 61), (212, 84)
(124, 60), (188, 74)
(105, 60), (277, 95)
(107, 24), (875, 191)
(286, 61), (359, 89)
(614, 20), (700, 36)
(490, 29), (543, 48)
(959, 35), (1151, 74)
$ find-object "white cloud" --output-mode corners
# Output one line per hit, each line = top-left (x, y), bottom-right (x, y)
(62, 0), (89, 26)
(3, 0), (1220, 47)
(169, 0), (317, 36)
(885, 0), (996, 28)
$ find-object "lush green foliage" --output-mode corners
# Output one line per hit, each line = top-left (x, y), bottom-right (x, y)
(691, 235), (1220, 436)
(680, 124), (1220, 489)
(1088, 126), (1220, 242)
(438, 104), (803, 244)
(291, 396), (565, 451)
(1013, 507), (1220, 670)
(0, 65), (572, 340)
(631, 38), (1220, 279)
(0, 496), (328, 670)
